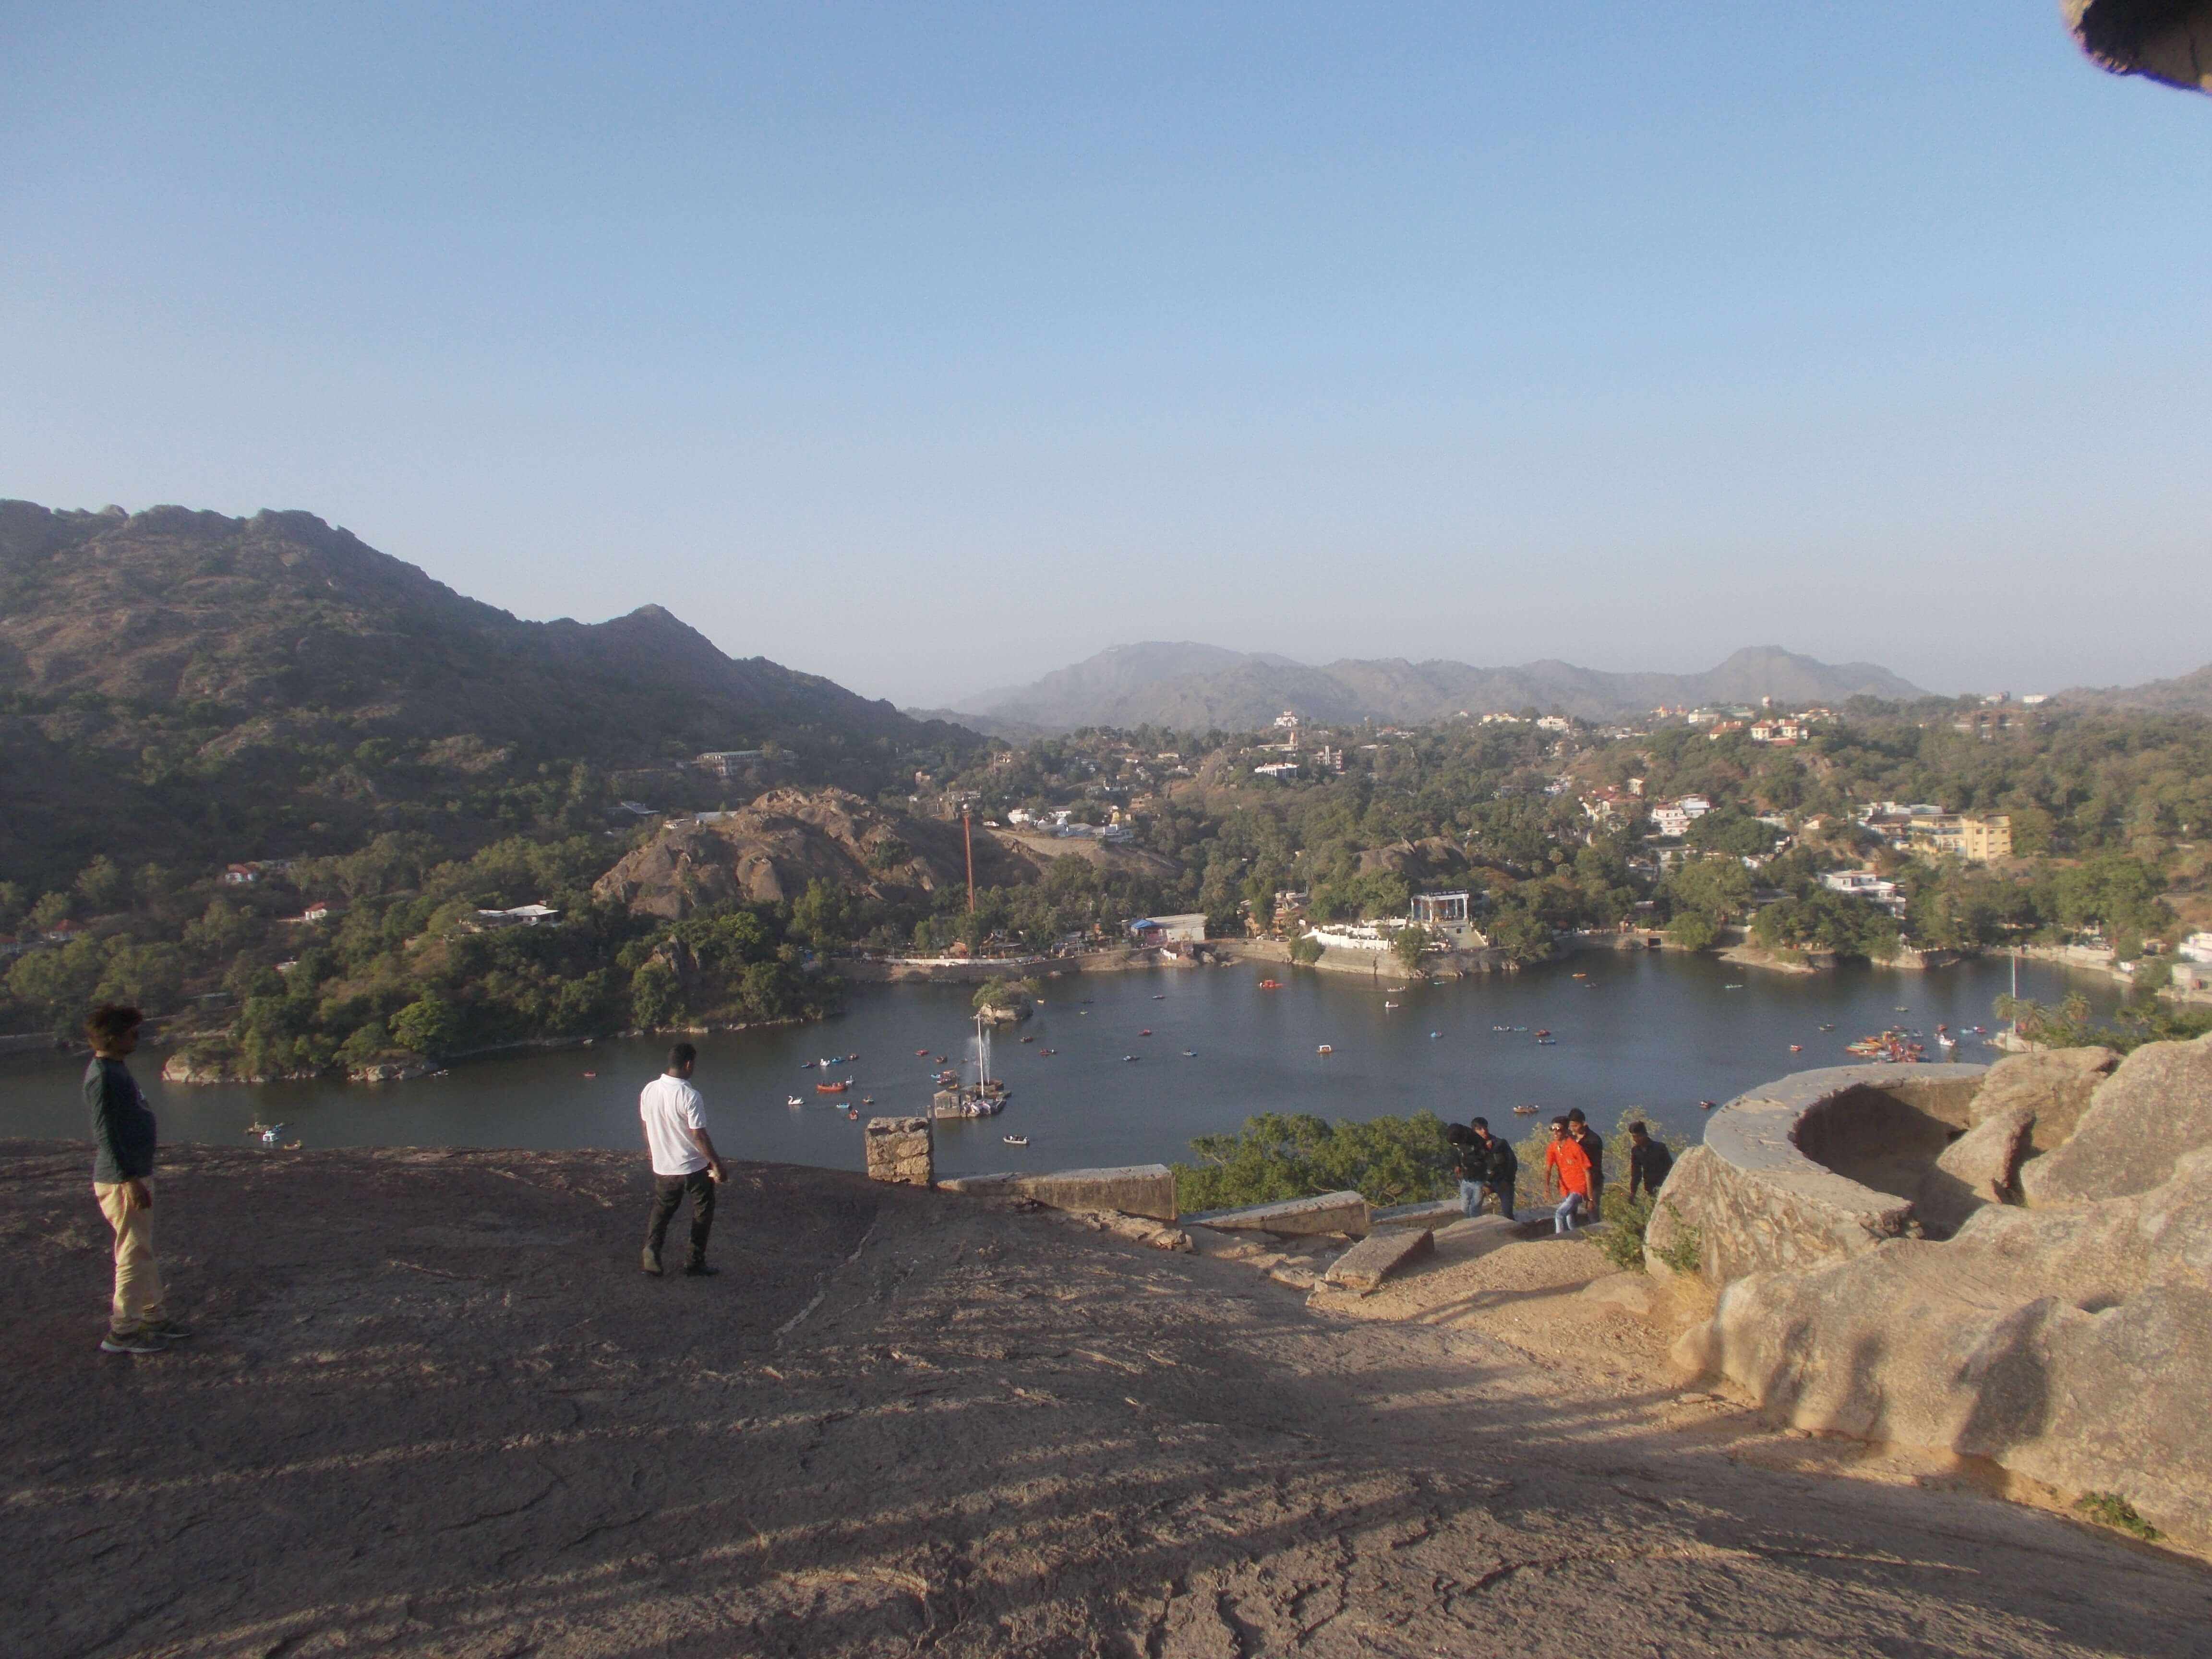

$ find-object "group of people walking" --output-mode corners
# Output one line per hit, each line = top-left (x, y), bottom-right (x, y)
(1447, 1110), (1672, 1236)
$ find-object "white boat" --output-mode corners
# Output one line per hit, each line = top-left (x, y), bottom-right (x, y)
(1002, 1134), (1028, 1146)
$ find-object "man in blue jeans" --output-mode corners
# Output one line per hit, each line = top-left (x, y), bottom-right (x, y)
(1448, 1124), (1486, 1216)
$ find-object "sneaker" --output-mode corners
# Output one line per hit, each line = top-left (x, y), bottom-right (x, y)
(148, 1320), (192, 1341)
(100, 1330), (165, 1355)
(641, 1249), (663, 1276)
(682, 1262), (718, 1277)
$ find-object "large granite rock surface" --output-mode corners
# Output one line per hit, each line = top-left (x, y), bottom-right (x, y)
(2018, 1032), (2212, 1205)
(1915, 1105), (2032, 1237)
(1678, 1037), (2212, 1550)
(1968, 1046), (2117, 1155)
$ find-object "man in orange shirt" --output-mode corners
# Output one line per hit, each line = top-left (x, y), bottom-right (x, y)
(1543, 1116), (1592, 1234)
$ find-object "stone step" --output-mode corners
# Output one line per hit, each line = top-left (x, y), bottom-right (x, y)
(937, 1164), (1178, 1222)
(1322, 1226), (1435, 1293)
(1193, 1190), (1370, 1238)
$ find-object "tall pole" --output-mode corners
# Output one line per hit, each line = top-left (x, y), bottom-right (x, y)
(963, 808), (976, 914)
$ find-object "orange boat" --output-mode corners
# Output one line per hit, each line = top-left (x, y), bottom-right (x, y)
(1258, 979), (1283, 990)
(815, 1080), (851, 1094)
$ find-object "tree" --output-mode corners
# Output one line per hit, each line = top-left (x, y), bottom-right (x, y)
(1390, 923), (1430, 971)
(74, 855), (128, 914)
(791, 878), (854, 951)
(391, 993), (461, 1056)
(1289, 935), (1323, 965)
(1667, 910), (1718, 951)
(628, 961), (683, 1031)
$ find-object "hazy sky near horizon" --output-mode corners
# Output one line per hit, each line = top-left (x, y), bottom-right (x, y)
(5, 4), (2209, 706)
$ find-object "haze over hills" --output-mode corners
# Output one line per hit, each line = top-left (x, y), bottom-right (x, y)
(933, 642), (1933, 733)
(0, 500), (969, 885)
(2056, 663), (2212, 718)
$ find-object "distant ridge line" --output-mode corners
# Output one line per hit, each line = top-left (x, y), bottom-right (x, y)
(931, 641), (1932, 733)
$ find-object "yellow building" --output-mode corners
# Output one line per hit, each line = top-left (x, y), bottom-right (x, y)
(1909, 814), (2012, 863)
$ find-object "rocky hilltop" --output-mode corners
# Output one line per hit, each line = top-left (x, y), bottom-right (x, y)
(944, 641), (1929, 732)
(594, 787), (1057, 917)
(5, 1138), (2205, 1655)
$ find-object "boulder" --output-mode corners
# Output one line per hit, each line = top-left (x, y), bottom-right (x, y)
(2019, 1033), (2212, 1206)
(1969, 1046), (2118, 1154)
(1680, 1142), (2212, 1551)
(863, 1117), (933, 1188)
(1915, 1106), (2033, 1236)
(1322, 1227), (1434, 1294)
(1195, 1190), (1371, 1238)
(937, 1164), (1178, 1222)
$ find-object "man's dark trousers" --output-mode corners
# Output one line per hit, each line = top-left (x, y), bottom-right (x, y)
(647, 1170), (716, 1267)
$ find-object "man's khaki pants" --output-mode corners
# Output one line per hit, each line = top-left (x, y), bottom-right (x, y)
(93, 1180), (165, 1336)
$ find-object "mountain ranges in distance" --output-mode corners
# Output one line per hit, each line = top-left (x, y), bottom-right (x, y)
(0, 500), (970, 886)
(921, 641), (1936, 736)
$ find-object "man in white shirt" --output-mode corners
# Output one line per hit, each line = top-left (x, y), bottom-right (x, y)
(640, 1043), (726, 1276)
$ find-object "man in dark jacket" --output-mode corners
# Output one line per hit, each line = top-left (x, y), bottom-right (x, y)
(1566, 1108), (1605, 1223)
(1627, 1121), (1674, 1202)
(85, 1004), (186, 1355)
(1473, 1117), (1516, 1221)
(1447, 1123), (1486, 1216)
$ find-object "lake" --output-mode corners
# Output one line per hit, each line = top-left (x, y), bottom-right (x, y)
(0, 952), (2116, 1178)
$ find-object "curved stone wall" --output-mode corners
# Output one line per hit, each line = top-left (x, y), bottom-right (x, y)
(1643, 1063), (1986, 1286)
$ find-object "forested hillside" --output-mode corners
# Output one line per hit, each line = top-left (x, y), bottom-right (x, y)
(0, 500), (974, 888)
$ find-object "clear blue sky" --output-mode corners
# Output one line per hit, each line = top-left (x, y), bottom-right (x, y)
(4, 3), (2207, 706)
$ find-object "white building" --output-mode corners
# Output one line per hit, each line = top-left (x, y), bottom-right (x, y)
(2177, 932), (2212, 964)
(1820, 870), (1905, 917)
(1647, 796), (1711, 839)
(1535, 715), (1572, 733)
(1253, 761), (1299, 780)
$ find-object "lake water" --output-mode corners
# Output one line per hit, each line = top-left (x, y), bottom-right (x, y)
(0, 952), (2116, 1178)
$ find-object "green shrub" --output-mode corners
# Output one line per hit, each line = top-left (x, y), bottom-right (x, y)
(1650, 1201), (1703, 1276)
(1175, 1111), (1455, 1212)
(1594, 1188), (1656, 1273)
(2075, 1492), (2162, 1541)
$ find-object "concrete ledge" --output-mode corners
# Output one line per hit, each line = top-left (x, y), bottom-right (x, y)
(1323, 1227), (1434, 1293)
(1370, 1199), (1465, 1232)
(1646, 1063), (1985, 1288)
(938, 1164), (1177, 1222)
(1194, 1190), (1370, 1238)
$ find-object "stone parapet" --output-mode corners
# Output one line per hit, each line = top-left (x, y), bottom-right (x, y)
(1645, 1064), (1985, 1287)
(937, 1164), (1178, 1222)
(863, 1116), (934, 1187)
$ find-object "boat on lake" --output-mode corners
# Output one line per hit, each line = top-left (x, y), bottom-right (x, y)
(816, 1080), (852, 1094)
(1002, 1134), (1028, 1146)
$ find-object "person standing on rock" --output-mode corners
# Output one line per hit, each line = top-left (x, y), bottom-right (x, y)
(85, 1004), (188, 1355)
(1474, 1118), (1516, 1221)
(1627, 1121), (1673, 1202)
(640, 1043), (726, 1277)
(1566, 1108), (1605, 1223)
(1543, 1116), (1592, 1235)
